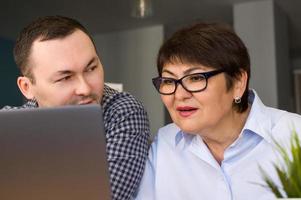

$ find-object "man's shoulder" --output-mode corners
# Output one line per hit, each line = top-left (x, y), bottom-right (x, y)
(1, 100), (38, 110)
(102, 85), (145, 114)
(102, 85), (149, 131)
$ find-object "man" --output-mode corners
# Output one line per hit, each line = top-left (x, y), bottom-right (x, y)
(2, 16), (150, 200)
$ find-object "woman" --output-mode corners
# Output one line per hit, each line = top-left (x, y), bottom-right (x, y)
(136, 23), (301, 200)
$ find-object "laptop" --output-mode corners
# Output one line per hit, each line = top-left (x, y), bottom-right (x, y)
(0, 105), (111, 200)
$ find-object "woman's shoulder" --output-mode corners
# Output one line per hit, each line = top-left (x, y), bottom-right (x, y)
(152, 123), (181, 147)
(274, 110), (301, 130)
(268, 109), (301, 143)
(157, 123), (180, 137)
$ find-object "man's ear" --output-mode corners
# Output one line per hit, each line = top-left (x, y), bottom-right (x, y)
(17, 76), (35, 100)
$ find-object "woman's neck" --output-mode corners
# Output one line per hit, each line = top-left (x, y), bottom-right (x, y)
(201, 106), (251, 165)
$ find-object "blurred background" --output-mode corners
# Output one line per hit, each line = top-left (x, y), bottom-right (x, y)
(1, 0), (301, 135)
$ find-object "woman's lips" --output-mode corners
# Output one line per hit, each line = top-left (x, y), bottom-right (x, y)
(176, 106), (198, 117)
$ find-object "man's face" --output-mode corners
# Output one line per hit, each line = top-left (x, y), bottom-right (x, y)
(21, 30), (104, 107)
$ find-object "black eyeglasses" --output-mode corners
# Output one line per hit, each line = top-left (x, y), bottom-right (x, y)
(152, 69), (225, 95)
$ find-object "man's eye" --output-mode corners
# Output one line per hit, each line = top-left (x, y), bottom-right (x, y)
(56, 76), (71, 82)
(86, 66), (97, 72)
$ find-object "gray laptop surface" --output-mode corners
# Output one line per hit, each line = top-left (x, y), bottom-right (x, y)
(0, 105), (111, 200)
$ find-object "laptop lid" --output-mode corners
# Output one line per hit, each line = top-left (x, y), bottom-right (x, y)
(0, 105), (111, 200)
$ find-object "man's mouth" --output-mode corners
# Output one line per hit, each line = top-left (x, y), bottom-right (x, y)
(77, 98), (99, 105)
(71, 94), (100, 105)
(78, 100), (93, 105)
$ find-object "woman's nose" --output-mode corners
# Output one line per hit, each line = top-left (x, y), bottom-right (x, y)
(174, 83), (192, 100)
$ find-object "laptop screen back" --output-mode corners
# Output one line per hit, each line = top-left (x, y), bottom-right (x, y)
(0, 105), (111, 200)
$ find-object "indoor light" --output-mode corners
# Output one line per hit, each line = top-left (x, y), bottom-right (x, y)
(131, 0), (153, 18)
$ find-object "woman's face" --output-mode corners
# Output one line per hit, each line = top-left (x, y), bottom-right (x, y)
(161, 62), (242, 135)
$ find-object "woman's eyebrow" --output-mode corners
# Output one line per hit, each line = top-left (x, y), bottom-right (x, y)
(161, 69), (175, 76)
(183, 67), (205, 75)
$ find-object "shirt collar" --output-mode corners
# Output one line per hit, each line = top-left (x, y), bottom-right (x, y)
(175, 130), (195, 149)
(101, 84), (119, 109)
(242, 90), (273, 144)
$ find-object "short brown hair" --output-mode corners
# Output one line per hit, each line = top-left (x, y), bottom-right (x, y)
(157, 22), (250, 113)
(14, 15), (96, 81)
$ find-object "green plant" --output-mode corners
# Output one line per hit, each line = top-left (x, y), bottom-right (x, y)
(261, 130), (301, 198)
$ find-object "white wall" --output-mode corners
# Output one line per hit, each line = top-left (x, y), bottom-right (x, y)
(234, 0), (293, 111)
(234, 0), (278, 108)
(274, 3), (294, 111)
(93, 25), (165, 136)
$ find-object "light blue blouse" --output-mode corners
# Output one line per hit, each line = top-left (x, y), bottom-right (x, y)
(136, 90), (301, 200)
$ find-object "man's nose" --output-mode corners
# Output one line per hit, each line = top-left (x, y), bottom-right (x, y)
(75, 77), (92, 96)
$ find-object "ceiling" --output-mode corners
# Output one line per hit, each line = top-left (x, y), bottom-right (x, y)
(1, 0), (301, 56)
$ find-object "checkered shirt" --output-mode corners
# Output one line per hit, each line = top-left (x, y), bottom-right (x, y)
(2, 84), (150, 200)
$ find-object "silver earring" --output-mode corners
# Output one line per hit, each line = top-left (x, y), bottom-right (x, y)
(234, 97), (241, 104)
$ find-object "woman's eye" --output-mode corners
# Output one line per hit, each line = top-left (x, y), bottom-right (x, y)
(162, 79), (174, 85)
(189, 75), (204, 82)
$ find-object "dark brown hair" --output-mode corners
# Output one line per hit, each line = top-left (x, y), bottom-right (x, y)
(14, 15), (96, 82)
(157, 22), (250, 113)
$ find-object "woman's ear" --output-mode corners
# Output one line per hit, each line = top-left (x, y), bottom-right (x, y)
(234, 70), (248, 98)
(17, 76), (35, 100)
